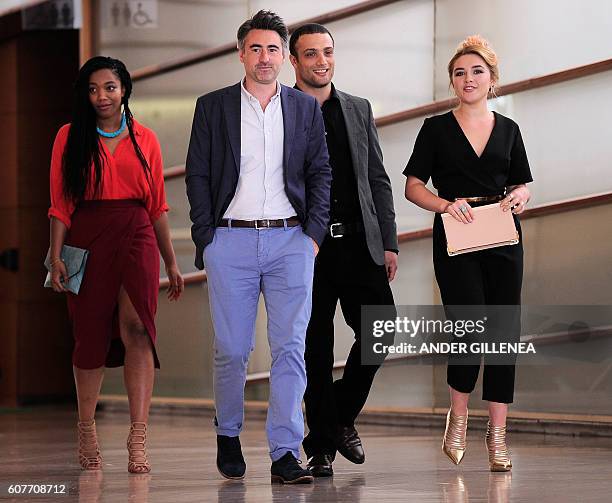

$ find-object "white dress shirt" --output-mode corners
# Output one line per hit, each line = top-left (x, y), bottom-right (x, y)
(223, 80), (296, 220)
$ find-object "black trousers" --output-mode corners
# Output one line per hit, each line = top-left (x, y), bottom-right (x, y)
(433, 215), (523, 404)
(303, 233), (395, 457)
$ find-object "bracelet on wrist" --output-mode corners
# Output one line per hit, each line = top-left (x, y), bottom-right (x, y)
(50, 257), (64, 268)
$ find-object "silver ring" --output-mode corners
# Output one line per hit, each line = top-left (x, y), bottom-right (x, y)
(459, 205), (468, 213)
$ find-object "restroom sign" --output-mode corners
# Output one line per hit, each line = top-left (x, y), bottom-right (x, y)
(103, 0), (158, 29)
(22, 0), (83, 30)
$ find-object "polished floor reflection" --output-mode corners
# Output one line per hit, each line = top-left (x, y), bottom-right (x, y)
(1, 407), (611, 502)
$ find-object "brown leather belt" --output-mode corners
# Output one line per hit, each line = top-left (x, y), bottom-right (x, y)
(218, 217), (301, 229)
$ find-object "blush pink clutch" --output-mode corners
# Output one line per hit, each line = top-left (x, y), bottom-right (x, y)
(441, 202), (519, 256)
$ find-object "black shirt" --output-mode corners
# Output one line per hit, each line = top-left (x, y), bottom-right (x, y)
(321, 86), (362, 224)
(404, 111), (533, 201)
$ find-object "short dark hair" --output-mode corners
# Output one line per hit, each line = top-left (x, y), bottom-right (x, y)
(237, 10), (288, 51)
(289, 23), (334, 58)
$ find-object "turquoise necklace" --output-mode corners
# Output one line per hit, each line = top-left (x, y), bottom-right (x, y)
(97, 113), (126, 138)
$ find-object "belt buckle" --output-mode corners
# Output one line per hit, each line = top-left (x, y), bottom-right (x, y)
(255, 219), (270, 229)
(330, 222), (344, 238)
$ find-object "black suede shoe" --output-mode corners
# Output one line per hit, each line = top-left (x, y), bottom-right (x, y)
(216, 435), (246, 480)
(307, 453), (334, 477)
(270, 452), (314, 484)
(336, 426), (365, 464)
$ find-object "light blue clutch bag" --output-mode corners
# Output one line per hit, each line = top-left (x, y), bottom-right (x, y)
(44, 245), (89, 294)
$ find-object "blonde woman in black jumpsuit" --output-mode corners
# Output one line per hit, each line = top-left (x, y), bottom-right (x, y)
(404, 36), (533, 471)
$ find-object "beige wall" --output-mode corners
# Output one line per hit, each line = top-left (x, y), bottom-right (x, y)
(434, 0), (612, 99)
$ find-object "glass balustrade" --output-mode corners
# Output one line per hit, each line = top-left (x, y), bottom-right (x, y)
(103, 201), (612, 418)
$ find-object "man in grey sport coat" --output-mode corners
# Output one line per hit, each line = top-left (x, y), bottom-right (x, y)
(289, 23), (398, 476)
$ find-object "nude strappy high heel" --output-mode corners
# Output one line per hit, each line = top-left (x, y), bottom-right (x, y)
(127, 422), (151, 474)
(78, 419), (102, 470)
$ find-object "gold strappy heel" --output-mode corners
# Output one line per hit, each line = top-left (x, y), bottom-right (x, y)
(486, 421), (512, 472)
(78, 419), (102, 470)
(442, 410), (468, 465)
(127, 422), (151, 474)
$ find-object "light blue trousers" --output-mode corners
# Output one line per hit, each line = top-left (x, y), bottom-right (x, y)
(203, 224), (315, 461)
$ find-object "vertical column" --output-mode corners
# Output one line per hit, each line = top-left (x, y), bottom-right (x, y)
(0, 12), (80, 406)
(0, 14), (21, 407)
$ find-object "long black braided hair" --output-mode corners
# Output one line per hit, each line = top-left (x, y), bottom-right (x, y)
(62, 56), (152, 202)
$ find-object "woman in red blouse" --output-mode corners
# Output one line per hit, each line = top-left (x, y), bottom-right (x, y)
(48, 56), (184, 473)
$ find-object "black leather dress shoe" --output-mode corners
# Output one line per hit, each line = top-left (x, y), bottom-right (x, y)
(336, 426), (365, 464)
(216, 435), (246, 479)
(307, 454), (334, 477)
(270, 452), (314, 484)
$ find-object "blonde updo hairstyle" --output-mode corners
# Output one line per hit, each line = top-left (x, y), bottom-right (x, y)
(448, 35), (499, 97)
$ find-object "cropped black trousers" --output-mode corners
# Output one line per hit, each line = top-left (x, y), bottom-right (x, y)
(433, 213), (523, 404)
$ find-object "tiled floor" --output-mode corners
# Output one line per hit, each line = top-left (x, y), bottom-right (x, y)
(1, 407), (610, 502)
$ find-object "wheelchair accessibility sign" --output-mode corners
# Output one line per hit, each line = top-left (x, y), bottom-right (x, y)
(105, 0), (158, 29)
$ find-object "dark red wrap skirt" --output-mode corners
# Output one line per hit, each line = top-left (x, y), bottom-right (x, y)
(65, 200), (160, 369)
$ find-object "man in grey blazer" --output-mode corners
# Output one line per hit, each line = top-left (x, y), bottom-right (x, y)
(186, 11), (331, 484)
(290, 23), (398, 476)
